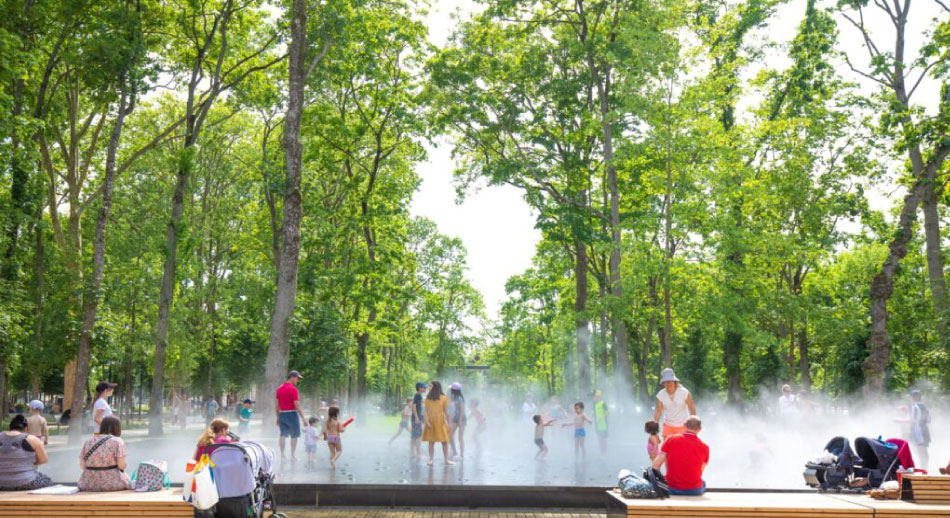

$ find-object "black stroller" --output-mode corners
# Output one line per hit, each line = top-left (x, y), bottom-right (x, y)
(195, 441), (286, 518)
(854, 437), (900, 488)
(803, 436), (858, 491)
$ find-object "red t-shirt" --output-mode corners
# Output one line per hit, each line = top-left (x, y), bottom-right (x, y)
(276, 382), (299, 411)
(661, 432), (709, 490)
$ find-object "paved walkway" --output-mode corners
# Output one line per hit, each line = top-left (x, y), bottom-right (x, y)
(283, 510), (605, 518)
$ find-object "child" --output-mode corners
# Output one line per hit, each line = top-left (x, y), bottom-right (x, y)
(533, 414), (556, 459)
(389, 398), (413, 445)
(194, 418), (232, 460)
(238, 399), (254, 434)
(563, 402), (592, 462)
(469, 399), (487, 452)
(305, 416), (320, 470)
(324, 406), (344, 469)
(27, 400), (49, 446)
(645, 420), (661, 460)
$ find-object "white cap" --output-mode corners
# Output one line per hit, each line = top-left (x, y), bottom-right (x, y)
(28, 400), (44, 411)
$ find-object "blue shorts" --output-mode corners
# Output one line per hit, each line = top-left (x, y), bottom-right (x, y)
(410, 422), (423, 439)
(575, 428), (586, 438)
(669, 481), (706, 496)
(305, 443), (317, 453)
(279, 412), (301, 438)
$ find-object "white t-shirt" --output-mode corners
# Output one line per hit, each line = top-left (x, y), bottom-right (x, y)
(93, 397), (113, 433)
(304, 425), (320, 446)
(521, 401), (537, 418)
(778, 394), (798, 415)
(656, 385), (690, 427)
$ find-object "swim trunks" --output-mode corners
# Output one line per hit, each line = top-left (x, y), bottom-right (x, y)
(534, 438), (544, 447)
(574, 428), (586, 438)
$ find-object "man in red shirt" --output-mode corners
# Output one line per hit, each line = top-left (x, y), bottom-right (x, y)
(276, 370), (308, 462)
(652, 415), (709, 495)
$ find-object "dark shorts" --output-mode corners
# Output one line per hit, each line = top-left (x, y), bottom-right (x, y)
(399, 419), (409, 430)
(534, 438), (545, 447)
(279, 412), (301, 438)
(411, 422), (423, 439)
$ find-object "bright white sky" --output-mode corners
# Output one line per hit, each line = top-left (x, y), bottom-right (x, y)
(410, 0), (945, 319)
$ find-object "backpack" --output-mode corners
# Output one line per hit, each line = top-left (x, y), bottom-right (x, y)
(131, 460), (170, 492)
(618, 469), (657, 499)
(643, 467), (670, 499)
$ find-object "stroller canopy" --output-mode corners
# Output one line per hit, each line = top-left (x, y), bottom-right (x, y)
(206, 441), (276, 499)
(854, 437), (898, 470)
(822, 436), (858, 470)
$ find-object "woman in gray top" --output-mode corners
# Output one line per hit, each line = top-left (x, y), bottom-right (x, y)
(0, 414), (52, 490)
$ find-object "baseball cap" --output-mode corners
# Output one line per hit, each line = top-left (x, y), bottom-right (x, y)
(450, 382), (462, 390)
(415, 382), (427, 390)
(28, 400), (44, 411)
(288, 370), (303, 380)
(95, 381), (118, 393)
(243, 398), (254, 404)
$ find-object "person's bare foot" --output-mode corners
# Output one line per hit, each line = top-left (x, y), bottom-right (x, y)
(427, 459), (434, 466)
(445, 460), (456, 465)
(940, 467), (948, 475)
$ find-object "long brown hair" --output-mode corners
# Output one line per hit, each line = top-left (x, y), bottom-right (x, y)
(197, 418), (229, 448)
(426, 381), (444, 401)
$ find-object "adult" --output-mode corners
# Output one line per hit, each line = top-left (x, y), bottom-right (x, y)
(448, 382), (467, 459)
(778, 385), (799, 418)
(593, 390), (609, 456)
(275, 370), (308, 462)
(521, 394), (537, 422)
(205, 397), (219, 427)
(0, 415), (52, 491)
(909, 389), (931, 469)
(652, 416), (709, 496)
(652, 368), (696, 439)
(92, 381), (117, 434)
(422, 381), (453, 466)
(78, 416), (130, 491)
(410, 382), (426, 459)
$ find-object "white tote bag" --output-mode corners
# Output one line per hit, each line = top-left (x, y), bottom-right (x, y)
(192, 460), (219, 510)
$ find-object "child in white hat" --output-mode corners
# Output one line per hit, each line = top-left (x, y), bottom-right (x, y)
(27, 400), (48, 446)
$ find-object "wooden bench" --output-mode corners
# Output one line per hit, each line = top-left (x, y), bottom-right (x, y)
(607, 489), (873, 518)
(904, 474), (950, 505)
(0, 488), (192, 517)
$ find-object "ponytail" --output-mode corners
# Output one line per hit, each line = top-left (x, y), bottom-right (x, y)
(197, 417), (230, 448)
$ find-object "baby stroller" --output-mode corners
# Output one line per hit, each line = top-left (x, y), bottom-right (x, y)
(196, 441), (286, 518)
(804, 436), (858, 491)
(854, 437), (901, 489)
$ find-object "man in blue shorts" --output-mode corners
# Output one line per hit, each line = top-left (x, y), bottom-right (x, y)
(275, 370), (307, 462)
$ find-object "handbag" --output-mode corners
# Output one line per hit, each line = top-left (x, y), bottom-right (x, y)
(130, 460), (169, 492)
(185, 454), (218, 510)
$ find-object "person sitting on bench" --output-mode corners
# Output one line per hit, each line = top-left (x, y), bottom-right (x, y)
(0, 414), (52, 491)
(652, 415), (709, 496)
(79, 416), (130, 491)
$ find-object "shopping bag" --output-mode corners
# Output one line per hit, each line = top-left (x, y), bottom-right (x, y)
(191, 455), (219, 510)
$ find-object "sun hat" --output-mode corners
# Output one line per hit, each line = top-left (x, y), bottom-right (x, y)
(450, 382), (462, 390)
(660, 368), (679, 384)
(28, 400), (44, 411)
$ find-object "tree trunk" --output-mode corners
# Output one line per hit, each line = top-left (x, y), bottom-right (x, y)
(262, 0), (308, 428)
(69, 85), (132, 445)
(922, 187), (948, 332)
(865, 183), (928, 393)
(30, 223), (44, 400)
(798, 323), (810, 389)
(574, 239), (591, 395)
(724, 330), (743, 405)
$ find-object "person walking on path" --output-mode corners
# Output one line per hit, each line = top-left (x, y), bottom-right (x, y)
(410, 382), (426, 459)
(422, 381), (454, 466)
(275, 370), (308, 463)
(652, 368), (696, 440)
(593, 390), (609, 457)
(205, 397), (219, 427)
(238, 399), (254, 435)
(652, 415), (709, 495)
(909, 389), (932, 469)
(521, 394), (537, 422)
(92, 382), (117, 434)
